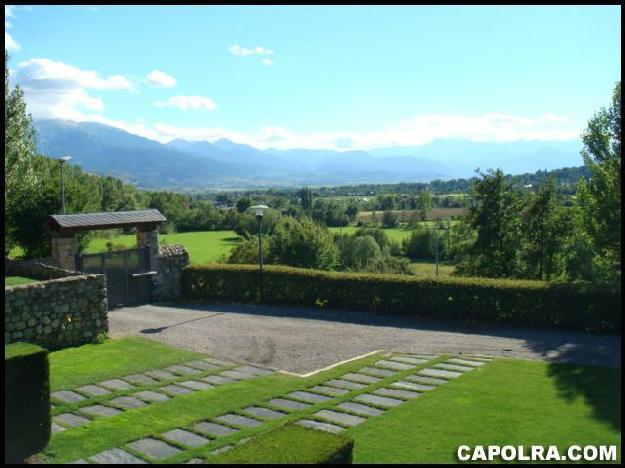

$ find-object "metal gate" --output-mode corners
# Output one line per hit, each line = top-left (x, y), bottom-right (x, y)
(77, 247), (155, 308)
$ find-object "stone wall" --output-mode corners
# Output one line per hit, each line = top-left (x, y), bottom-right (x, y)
(5, 274), (108, 350)
(152, 243), (190, 302)
(6, 257), (80, 280)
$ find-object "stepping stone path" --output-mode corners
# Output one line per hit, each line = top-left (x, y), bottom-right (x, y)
(51, 422), (66, 433)
(110, 396), (146, 409)
(127, 438), (181, 460)
(51, 390), (85, 404)
(69, 353), (492, 462)
(89, 448), (147, 464)
(162, 429), (210, 448)
(243, 406), (286, 420)
(99, 379), (135, 391)
(124, 374), (159, 386)
(314, 409), (366, 427)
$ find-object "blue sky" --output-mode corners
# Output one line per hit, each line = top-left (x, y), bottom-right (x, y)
(5, 5), (621, 149)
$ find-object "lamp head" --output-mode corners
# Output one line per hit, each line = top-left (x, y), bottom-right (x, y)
(58, 156), (72, 163)
(250, 204), (269, 218)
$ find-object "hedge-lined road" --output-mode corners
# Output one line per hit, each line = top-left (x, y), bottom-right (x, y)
(109, 303), (621, 374)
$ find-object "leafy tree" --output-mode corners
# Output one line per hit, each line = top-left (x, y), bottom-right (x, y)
(236, 197), (251, 214)
(520, 177), (570, 280)
(5, 51), (38, 254)
(576, 81), (621, 283)
(336, 234), (381, 271)
(301, 186), (313, 214)
(382, 210), (399, 228)
(417, 189), (433, 225)
(462, 169), (521, 278)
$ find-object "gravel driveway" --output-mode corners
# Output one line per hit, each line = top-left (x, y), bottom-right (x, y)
(108, 302), (621, 374)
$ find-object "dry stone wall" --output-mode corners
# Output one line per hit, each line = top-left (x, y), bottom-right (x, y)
(5, 274), (108, 350)
(5, 257), (80, 280)
(152, 244), (190, 302)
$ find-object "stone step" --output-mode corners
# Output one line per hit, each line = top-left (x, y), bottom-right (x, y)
(374, 360), (415, 371)
(341, 373), (381, 384)
(313, 409), (366, 427)
(242, 406), (287, 420)
(79, 405), (122, 418)
(194, 421), (239, 437)
(99, 379), (135, 391)
(162, 384), (194, 396)
(134, 390), (170, 403)
(185, 360), (220, 371)
(220, 370), (256, 380)
(203, 357), (236, 367)
(127, 437), (181, 460)
(336, 401), (384, 417)
(373, 388), (421, 399)
(354, 393), (404, 408)
(236, 365), (273, 376)
(404, 375), (448, 385)
(165, 365), (202, 376)
(178, 380), (214, 391)
(202, 375), (236, 385)
(448, 358), (486, 367)
(418, 368), (462, 379)
(89, 448), (147, 464)
(389, 356), (428, 365)
(217, 414), (262, 428)
(267, 398), (311, 411)
(295, 419), (344, 433)
(358, 366), (397, 378)
(310, 385), (349, 396)
(162, 429), (210, 448)
(434, 363), (474, 372)
(123, 374), (159, 386)
(145, 369), (178, 381)
(51, 390), (86, 404)
(53, 413), (90, 428)
(287, 391), (332, 404)
(110, 396), (146, 409)
(391, 381), (434, 391)
(324, 379), (367, 390)
(76, 385), (111, 397)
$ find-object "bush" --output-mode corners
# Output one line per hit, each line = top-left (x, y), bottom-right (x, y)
(205, 424), (354, 464)
(5, 342), (51, 463)
(183, 264), (620, 332)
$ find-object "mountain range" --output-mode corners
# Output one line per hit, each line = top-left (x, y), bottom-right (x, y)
(33, 119), (584, 191)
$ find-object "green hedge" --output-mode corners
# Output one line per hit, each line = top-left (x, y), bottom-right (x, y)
(4, 342), (51, 464)
(182, 264), (620, 332)
(205, 424), (353, 464)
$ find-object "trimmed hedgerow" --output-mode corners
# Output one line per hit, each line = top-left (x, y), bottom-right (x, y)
(5, 342), (51, 463)
(182, 264), (620, 332)
(205, 424), (354, 464)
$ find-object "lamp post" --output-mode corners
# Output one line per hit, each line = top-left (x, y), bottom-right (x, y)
(58, 156), (72, 214)
(250, 205), (268, 298)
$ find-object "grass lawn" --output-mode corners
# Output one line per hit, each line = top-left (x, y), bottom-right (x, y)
(49, 337), (204, 390)
(5, 276), (40, 287)
(40, 339), (621, 464)
(408, 260), (456, 277)
(84, 231), (241, 265)
(328, 226), (414, 244)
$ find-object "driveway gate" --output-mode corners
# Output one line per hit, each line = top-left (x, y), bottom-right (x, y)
(77, 247), (155, 308)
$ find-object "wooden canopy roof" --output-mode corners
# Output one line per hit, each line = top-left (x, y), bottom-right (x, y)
(48, 209), (166, 235)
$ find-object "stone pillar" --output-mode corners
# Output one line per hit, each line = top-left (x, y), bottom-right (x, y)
(51, 234), (78, 271)
(136, 225), (159, 271)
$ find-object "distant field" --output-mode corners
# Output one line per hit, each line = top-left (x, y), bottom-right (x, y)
(409, 261), (455, 277)
(85, 230), (241, 264)
(328, 226), (414, 243)
(357, 207), (465, 222)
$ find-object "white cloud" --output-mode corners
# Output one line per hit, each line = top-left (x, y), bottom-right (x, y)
(154, 95), (216, 111)
(228, 44), (274, 56)
(145, 70), (177, 88)
(5, 32), (20, 51)
(11, 58), (135, 121)
(5, 6), (20, 50)
(261, 58), (274, 66)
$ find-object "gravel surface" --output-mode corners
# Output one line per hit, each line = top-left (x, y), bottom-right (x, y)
(109, 302), (621, 374)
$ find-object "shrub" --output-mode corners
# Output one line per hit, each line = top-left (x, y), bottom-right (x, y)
(183, 264), (620, 332)
(5, 342), (51, 463)
(205, 424), (354, 464)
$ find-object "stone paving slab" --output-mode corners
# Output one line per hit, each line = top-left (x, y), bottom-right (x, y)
(448, 357), (485, 367)
(145, 369), (178, 381)
(390, 356), (428, 365)
(185, 360), (220, 371)
(287, 391), (332, 403)
(195, 421), (239, 437)
(89, 448), (148, 464)
(236, 365), (274, 376)
(314, 409), (366, 427)
(110, 396), (147, 409)
(162, 429), (210, 447)
(296, 419), (344, 433)
(51, 390), (86, 404)
(419, 368), (462, 379)
(80, 404), (122, 417)
(435, 363), (474, 372)
(464, 354), (494, 360)
(358, 366), (397, 378)
(124, 374), (159, 386)
(134, 390), (170, 402)
(162, 384), (194, 395)
(374, 388), (421, 399)
(202, 375), (236, 385)
(54, 413), (91, 427)
(310, 385), (349, 396)
(217, 414), (262, 428)
(325, 379), (367, 390)
(405, 375), (449, 385)
(220, 370), (256, 380)
(166, 365), (202, 376)
(68, 459), (89, 464)
(76, 385), (111, 397)
(186, 458), (205, 464)
(51, 422), (67, 433)
(211, 445), (234, 455)
(354, 393), (404, 408)
(127, 437), (181, 460)
(267, 398), (311, 411)
(374, 360), (415, 371)
(99, 379), (135, 391)
(242, 406), (287, 420)
(178, 380), (214, 391)
(203, 357), (235, 367)
(337, 402), (384, 417)
(392, 381), (434, 391)
(341, 373), (381, 384)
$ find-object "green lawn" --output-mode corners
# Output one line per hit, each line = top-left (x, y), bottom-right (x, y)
(328, 226), (414, 243)
(408, 260), (456, 277)
(40, 339), (621, 464)
(85, 231), (241, 265)
(5, 276), (40, 287)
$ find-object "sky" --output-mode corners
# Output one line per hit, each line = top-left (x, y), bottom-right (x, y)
(5, 5), (621, 150)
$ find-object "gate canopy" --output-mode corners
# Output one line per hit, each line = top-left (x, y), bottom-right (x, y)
(48, 209), (166, 235)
